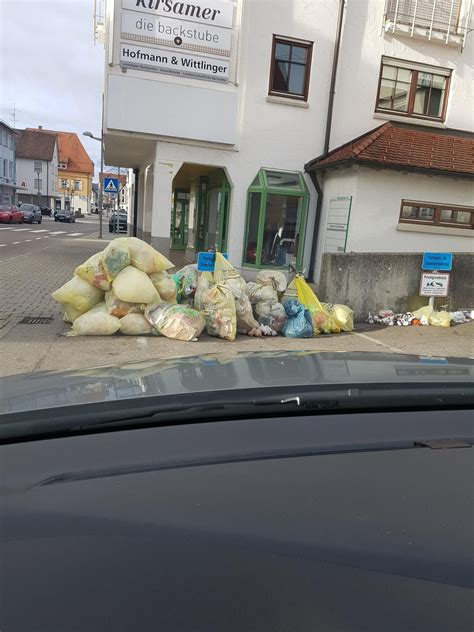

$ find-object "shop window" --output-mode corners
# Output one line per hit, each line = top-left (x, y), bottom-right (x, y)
(376, 57), (450, 121)
(399, 200), (473, 229)
(269, 36), (313, 101)
(243, 169), (309, 269)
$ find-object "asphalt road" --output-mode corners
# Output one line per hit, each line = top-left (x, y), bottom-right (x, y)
(0, 214), (102, 262)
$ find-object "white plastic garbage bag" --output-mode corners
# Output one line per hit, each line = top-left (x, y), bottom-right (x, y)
(52, 275), (104, 313)
(246, 282), (278, 304)
(101, 238), (131, 282)
(255, 270), (287, 294)
(72, 302), (121, 336)
(149, 271), (177, 303)
(120, 313), (154, 335)
(126, 237), (174, 274)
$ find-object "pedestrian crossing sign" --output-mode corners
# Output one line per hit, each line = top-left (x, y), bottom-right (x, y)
(104, 177), (119, 193)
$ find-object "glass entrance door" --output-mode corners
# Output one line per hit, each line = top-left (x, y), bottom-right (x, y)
(171, 190), (189, 250)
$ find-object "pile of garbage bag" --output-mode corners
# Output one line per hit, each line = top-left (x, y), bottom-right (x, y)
(52, 240), (354, 340)
(366, 306), (473, 328)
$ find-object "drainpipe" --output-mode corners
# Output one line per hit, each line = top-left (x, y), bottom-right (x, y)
(132, 168), (139, 237)
(307, 0), (345, 281)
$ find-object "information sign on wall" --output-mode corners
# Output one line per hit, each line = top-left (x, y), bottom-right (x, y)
(323, 196), (352, 253)
(420, 272), (450, 297)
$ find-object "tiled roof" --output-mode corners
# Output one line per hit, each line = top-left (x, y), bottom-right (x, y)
(53, 131), (94, 175)
(16, 129), (56, 161)
(306, 122), (474, 178)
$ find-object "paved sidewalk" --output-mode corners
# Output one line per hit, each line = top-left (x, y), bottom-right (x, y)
(1, 235), (473, 377)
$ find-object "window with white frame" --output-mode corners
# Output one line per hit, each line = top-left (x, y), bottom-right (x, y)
(74, 180), (82, 190)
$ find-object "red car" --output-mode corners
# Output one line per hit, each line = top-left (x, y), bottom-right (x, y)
(0, 204), (23, 224)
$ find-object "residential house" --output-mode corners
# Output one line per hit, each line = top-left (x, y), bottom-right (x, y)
(0, 120), (17, 204)
(16, 127), (59, 208)
(98, 0), (473, 280)
(54, 131), (94, 214)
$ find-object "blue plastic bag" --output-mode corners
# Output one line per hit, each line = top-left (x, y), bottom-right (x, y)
(281, 300), (313, 338)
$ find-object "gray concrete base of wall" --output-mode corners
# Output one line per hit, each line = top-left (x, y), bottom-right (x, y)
(318, 252), (474, 322)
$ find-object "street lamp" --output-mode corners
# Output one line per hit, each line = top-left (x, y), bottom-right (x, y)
(83, 130), (104, 239)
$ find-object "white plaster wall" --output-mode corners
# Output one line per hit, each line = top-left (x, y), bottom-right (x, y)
(346, 167), (474, 252)
(331, 0), (474, 149)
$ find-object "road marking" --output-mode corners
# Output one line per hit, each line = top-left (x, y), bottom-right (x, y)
(25, 239), (32, 242)
(48, 231), (66, 234)
(0, 244), (5, 247)
(66, 232), (84, 237)
(0, 226), (16, 230)
(35, 237), (42, 240)
(0, 244), (55, 261)
(12, 228), (33, 231)
(32, 229), (49, 233)
(12, 241), (21, 244)
(354, 331), (404, 354)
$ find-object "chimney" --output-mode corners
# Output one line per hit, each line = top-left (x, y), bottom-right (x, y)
(38, 125), (43, 130)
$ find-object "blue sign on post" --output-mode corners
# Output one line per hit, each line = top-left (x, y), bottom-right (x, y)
(197, 252), (228, 272)
(422, 252), (453, 271)
(103, 177), (119, 194)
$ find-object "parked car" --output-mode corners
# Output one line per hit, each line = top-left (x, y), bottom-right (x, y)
(19, 203), (42, 224)
(55, 209), (76, 223)
(0, 204), (23, 224)
(109, 211), (128, 233)
(39, 206), (52, 217)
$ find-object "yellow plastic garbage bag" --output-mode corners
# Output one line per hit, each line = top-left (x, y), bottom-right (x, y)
(145, 302), (205, 341)
(52, 275), (104, 313)
(194, 271), (214, 311)
(105, 289), (144, 318)
(428, 311), (451, 327)
(101, 238), (131, 282)
(63, 305), (86, 324)
(72, 302), (121, 336)
(213, 253), (258, 334)
(413, 305), (433, 326)
(112, 266), (160, 304)
(202, 284), (237, 341)
(126, 237), (174, 274)
(120, 313), (154, 335)
(75, 252), (111, 291)
(149, 271), (177, 303)
(323, 303), (354, 332)
(281, 277), (298, 302)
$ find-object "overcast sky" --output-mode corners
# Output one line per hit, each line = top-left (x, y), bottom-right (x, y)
(0, 0), (104, 176)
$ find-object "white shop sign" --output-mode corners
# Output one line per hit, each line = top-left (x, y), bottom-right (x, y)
(120, 43), (229, 81)
(122, 0), (234, 30)
(420, 272), (450, 297)
(121, 10), (232, 56)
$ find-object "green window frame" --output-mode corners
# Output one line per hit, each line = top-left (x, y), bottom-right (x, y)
(242, 169), (309, 270)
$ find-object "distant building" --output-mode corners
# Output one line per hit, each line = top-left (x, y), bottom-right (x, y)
(16, 127), (59, 208)
(0, 120), (17, 204)
(54, 132), (94, 214)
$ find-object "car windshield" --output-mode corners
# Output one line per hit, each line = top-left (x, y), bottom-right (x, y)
(0, 0), (472, 420)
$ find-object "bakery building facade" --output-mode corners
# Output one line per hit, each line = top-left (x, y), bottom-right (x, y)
(99, 0), (473, 281)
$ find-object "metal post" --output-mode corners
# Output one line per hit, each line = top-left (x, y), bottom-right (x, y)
(98, 135), (104, 239)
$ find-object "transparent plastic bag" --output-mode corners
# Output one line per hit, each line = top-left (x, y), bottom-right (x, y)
(202, 284), (237, 341)
(194, 271), (214, 311)
(72, 302), (121, 336)
(255, 270), (287, 294)
(120, 313), (154, 335)
(149, 271), (177, 303)
(214, 252), (241, 284)
(75, 252), (111, 290)
(413, 305), (433, 325)
(105, 289), (144, 318)
(429, 311), (451, 327)
(281, 277), (298, 302)
(145, 302), (205, 341)
(173, 264), (198, 303)
(212, 254), (257, 333)
(246, 282), (278, 304)
(126, 237), (174, 274)
(101, 238), (131, 282)
(112, 266), (160, 304)
(52, 275), (104, 313)
(63, 304), (86, 324)
(255, 300), (287, 333)
(281, 300), (313, 338)
(323, 303), (354, 332)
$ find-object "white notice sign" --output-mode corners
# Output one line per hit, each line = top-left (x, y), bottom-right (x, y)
(420, 273), (450, 297)
(122, 0), (234, 30)
(120, 43), (229, 81)
(324, 196), (352, 253)
(121, 9), (232, 56)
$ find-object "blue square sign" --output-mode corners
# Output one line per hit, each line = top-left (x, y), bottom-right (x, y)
(103, 177), (119, 194)
(422, 252), (453, 271)
(197, 252), (228, 272)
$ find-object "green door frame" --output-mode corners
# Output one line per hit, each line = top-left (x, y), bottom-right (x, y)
(194, 176), (209, 252)
(215, 173), (231, 253)
(171, 189), (189, 250)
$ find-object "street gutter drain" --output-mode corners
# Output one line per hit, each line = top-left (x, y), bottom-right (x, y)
(19, 316), (53, 325)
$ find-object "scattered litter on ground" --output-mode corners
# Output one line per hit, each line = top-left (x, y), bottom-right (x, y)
(366, 307), (473, 328)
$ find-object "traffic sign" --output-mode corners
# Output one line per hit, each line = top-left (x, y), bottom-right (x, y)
(103, 177), (119, 194)
(197, 251), (228, 272)
(420, 272), (450, 297)
(422, 252), (452, 271)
